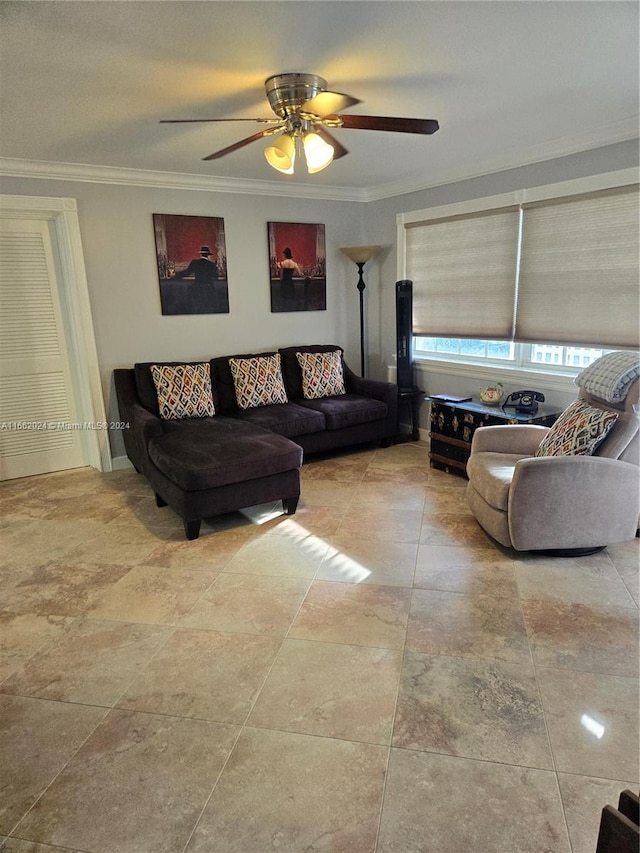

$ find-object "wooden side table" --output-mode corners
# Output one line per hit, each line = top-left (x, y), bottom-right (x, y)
(396, 387), (425, 442)
(427, 397), (562, 477)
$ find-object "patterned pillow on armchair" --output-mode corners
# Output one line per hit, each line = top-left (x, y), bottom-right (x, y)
(535, 400), (618, 457)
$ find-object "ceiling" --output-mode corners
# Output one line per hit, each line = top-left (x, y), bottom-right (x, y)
(1, 1), (638, 198)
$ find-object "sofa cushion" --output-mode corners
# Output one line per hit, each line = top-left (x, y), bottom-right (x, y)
(296, 394), (387, 430)
(232, 402), (325, 437)
(229, 353), (288, 409)
(148, 416), (302, 491)
(150, 363), (215, 420)
(279, 345), (344, 400)
(534, 400), (619, 458)
(296, 350), (346, 399)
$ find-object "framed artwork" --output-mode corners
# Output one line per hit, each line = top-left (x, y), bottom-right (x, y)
(153, 213), (229, 315)
(267, 221), (326, 312)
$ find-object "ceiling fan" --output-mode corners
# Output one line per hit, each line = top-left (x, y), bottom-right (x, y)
(160, 72), (439, 175)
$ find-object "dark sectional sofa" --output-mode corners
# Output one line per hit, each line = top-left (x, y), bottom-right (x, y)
(114, 344), (398, 539)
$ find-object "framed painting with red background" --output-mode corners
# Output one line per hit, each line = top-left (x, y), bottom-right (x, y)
(267, 221), (326, 313)
(153, 213), (229, 315)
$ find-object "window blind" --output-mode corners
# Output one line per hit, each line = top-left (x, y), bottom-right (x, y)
(516, 186), (639, 348)
(406, 207), (521, 340)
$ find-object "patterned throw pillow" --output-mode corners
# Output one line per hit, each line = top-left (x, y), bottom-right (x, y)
(229, 354), (288, 409)
(150, 363), (215, 420)
(535, 400), (618, 457)
(296, 350), (346, 399)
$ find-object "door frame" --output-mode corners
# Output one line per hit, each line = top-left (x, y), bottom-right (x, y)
(0, 194), (111, 473)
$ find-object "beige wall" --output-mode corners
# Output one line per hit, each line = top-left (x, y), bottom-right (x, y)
(1, 138), (637, 456)
(0, 176), (368, 456)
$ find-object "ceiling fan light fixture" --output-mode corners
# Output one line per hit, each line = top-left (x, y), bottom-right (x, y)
(303, 131), (334, 174)
(170, 72), (439, 170)
(264, 132), (296, 174)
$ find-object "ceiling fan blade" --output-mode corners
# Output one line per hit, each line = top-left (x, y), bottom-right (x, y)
(301, 91), (361, 118)
(313, 125), (349, 160)
(337, 115), (439, 135)
(160, 117), (279, 124)
(202, 129), (275, 161)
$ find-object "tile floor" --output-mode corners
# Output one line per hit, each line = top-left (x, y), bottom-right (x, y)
(0, 441), (638, 853)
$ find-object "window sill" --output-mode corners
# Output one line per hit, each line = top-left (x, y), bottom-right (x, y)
(413, 356), (579, 394)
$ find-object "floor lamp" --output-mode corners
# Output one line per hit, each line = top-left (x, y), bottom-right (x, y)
(340, 245), (382, 377)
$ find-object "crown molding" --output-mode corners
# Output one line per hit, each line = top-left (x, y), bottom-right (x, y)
(0, 158), (368, 202)
(1, 115), (637, 205)
(364, 117), (640, 202)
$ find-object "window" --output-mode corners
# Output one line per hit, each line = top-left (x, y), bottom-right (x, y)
(414, 337), (609, 372)
(528, 345), (606, 369)
(399, 170), (639, 352)
(416, 338), (514, 361)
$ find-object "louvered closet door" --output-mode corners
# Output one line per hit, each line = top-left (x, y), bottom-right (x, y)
(0, 218), (85, 479)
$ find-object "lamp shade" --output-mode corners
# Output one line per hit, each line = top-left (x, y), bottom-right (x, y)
(340, 245), (382, 264)
(265, 134), (296, 174)
(303, 131), (334, 174)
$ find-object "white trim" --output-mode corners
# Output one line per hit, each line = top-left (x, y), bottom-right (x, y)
(396, 216), (407, 282)
(1, 131), (637, 204)
(397, 168), (638, 228)
(413, 358), (578, 395)
(0, 194), (111, 472)
(399, 191), (524, 227)
(522, 168), (639, 204)
(0, 158), (368, 203)
(111, 455), (134, 472)
(367, 119), (639, 201)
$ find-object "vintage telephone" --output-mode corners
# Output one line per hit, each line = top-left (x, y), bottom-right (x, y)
(503, 389), (545, 414)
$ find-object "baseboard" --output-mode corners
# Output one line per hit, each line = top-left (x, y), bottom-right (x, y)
(111, 455), (134, 471)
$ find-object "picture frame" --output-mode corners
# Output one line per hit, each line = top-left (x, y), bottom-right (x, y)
(267, 221), (326, 312)
(153, 213), (229, 315)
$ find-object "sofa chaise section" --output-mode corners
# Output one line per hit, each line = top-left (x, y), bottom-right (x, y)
(146, 417), (301, 540)
(114, 366), (302, 540)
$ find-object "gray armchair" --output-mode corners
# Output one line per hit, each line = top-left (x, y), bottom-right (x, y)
(466, 353), (640, 555)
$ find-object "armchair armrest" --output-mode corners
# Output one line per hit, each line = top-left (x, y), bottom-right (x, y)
(509, 455), (640, 550)
(470, 424), (549, 456)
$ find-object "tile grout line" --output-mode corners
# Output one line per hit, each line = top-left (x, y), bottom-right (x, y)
(3, 455), (638, 852)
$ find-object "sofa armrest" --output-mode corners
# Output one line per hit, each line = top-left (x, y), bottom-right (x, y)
(343, 362), (391, 400)
(131, 403), (163, 442)
(509, 455), (640, 550)
(343, 362), (398, 437)
(470, 424), (549, 456)
(114, 369), (163, 472)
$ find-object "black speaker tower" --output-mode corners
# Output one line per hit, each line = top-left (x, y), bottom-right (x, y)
(396, 280), (415, 391)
